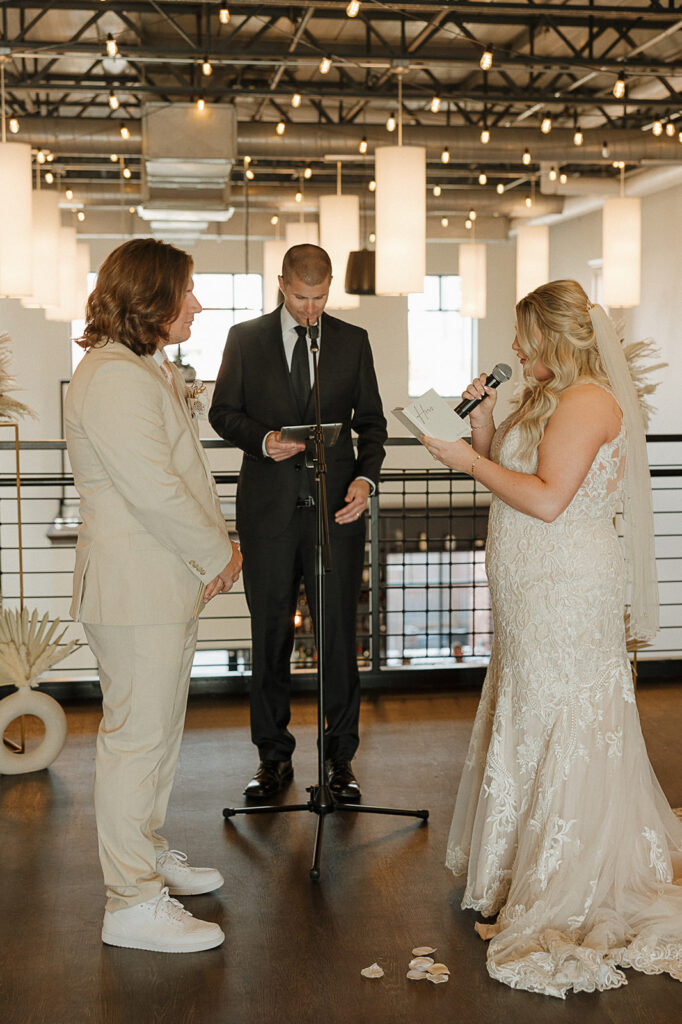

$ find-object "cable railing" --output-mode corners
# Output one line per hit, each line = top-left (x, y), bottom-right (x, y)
(0, 436), (680, 693)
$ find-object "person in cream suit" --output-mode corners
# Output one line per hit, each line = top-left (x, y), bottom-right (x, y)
(65, 238), (242, 954)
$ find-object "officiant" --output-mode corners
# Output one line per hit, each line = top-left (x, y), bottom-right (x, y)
(209, 243), (387, 802)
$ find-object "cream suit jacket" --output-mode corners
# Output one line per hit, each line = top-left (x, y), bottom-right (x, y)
(65, 340), (233, 626)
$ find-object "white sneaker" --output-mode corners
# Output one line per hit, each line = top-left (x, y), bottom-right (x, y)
(156, 848), (224, 896)
(102, 888), (224, 953)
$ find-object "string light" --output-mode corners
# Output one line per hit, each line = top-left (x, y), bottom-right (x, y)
(479, 49), (493, 71)
(129, 206), (136, 214)
(295, 191), (302, 203)
(465, 218), (472, 230)
(276, 121), (286, 135)
(522, 148), (531, 165)
(368, 179), (376, 191)
(270, 215), (279, 225)
(122, 166), (132, 179)
(77, 210), (85, 222)
(243, 155), (252, 165)
(430, 96), (441, 114)
(109, 153), (118, 162)
(386, 112), (397, 132)
(202, 58), (213, 77)
(560, 172), (567, 184)
(478, 172), (487, 185)
(369, 232), (376, 244)
(197, 97), (206, 112)
(441, 146), (450, 164)
(46, 153), (54, 162)
(441, 217), (449, 227)
(432, 184), (442, 197)
(540, 115), (552, 134)
(245, 167), (255, 180)
(548, 167), (557, 182)
(65, 189), (74, 201)
(613, 76), (626, 100)
(468, 209), (477, 221)
(346, 0), (361, 16)
(291, 93), (302, 108)
(359, 136), (368, 154)
(573, 128), (584, 146)
(303, 165), (312, 179)
(679, 130), (682, 143)
(106, 34), (118, 58)
(109, 91), (120, 111)
(601, 140), (609, 158)
(496, 183), (504, 194)
(219, 7), (230, 24)
(480, 127), (490, 144)
(45, 171), (54, 184)
(665, 121), (675, 137)
(525, 195), (533, 208)
(120, 124), (130, 140)
(652, 120), (663, 136)
(319, 56), (332, 75)
(36, 150), (46, 164)
(9, 117), (19, 134)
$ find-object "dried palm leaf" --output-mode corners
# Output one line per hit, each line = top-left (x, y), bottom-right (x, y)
(0, 331), (36, 421)
(0, 608), (78, 688)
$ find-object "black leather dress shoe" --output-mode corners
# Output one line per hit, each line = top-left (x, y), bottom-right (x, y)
(325, 759), (361, 802)
(244, 759), (293, 799)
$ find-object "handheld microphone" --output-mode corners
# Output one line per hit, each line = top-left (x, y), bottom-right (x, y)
(454, 363), (512, 417)
(307, 318), (320, 351)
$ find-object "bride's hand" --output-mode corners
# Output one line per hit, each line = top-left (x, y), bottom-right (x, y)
(420, 435), (473, 472)
(461, 373), (497, 429)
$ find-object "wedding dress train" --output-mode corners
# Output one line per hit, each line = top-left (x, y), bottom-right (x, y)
(446, 414), (682, 998)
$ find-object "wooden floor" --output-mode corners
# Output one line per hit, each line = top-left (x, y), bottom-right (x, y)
(2, 683), (681, 1024)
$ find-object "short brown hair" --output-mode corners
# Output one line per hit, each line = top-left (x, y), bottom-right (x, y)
(78, 238), (193, 356)
(282, 244), (332, 286)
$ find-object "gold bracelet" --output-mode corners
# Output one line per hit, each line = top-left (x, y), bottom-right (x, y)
(471, 454), (482, 478)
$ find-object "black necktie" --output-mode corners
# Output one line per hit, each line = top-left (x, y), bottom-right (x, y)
(291, 325), (311, 418)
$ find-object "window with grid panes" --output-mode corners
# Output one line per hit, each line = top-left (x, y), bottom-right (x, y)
(407, 275), (477, 398)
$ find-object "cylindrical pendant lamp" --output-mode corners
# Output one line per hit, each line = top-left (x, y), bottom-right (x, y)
(516, 224), (549, 301)
(602, 197), (641, 308)
(375, 146), (425, 295)
(319, 194), (360, 309)
(459, 244), (487, 319)
(44, 226), (78, 322)
(22, 190), (61, 310)
(345, 250), (375, 295)
(0, 142), (33, 297)
(285, 220), (319, 247)
(262, 239), (288, 312)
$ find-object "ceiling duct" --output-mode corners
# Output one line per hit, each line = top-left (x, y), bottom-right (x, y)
(139, 103), (237, 236)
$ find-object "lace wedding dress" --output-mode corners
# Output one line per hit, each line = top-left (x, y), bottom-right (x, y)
(446, 410), (682, 998)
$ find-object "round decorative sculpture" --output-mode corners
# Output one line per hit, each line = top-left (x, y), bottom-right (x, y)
(0, 688), (68, 774)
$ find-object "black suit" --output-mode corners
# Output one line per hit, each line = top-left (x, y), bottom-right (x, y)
(209, 306), (387, 761)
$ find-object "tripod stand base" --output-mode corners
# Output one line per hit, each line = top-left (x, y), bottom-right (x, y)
(222, 783), (429, 880)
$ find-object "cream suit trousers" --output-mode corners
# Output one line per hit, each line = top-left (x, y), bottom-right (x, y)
(84, 619), (198, 913)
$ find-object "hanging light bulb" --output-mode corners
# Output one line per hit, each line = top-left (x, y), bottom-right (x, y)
(46, 153), (54, 162)
(219, 7), (230, 24)
(122, 166), (132, 179)
(369, 232), (376, 244)
(560, 172), (567, 184)
(9, 118), (19, 134)
(522, 148), (531, 165)
(601, 140), (609, 158)
(496, 182), (504, 194)
(386, 112), (397, 132)
(441, 146), (450, 164)
(36, 150), (46, 164)
(295, 191), (303, 203)
(540, 115), (552, 134)
(478, 171), (487, 185)
(468, 209), (477, 221)
(120, 124), (130, 140)
(480, 127), (490, 144)
(679, 130), (682, 143)
(548, 167), (557, 182)
(276, 121), (286, 135)
(479, 49), (493, 71)
(465, 218), (473, 230)
(652, 120), (663, 136)
(202, 58), (213, 76)
(346, 0), (361, 16)
(368, 179), (376, 192)
(573, 128), (584, 146)
(109, 153), (118, 162)
(245, 167), (255, 180)
(430, 95), (441, 114)
(65, 189), (74, 201)
(359, 136), (368, 154)
(613, 76), (626, 100)
(44, 171), (54, 184)
(303, 165), (312, 179)
(525, 195), (533, 208)
(109, 91), (120, 111)
(291, 92), (302, 108)
(243, 155), (252, 166)
(270, 214), (279, 225)
(319, 56), (332, 75)
(665, 121), (675, 137)
(441, 217), (449, 227)
(197, 96), (206, 112)
(77, 210), (86, 222)
(106, 34), (118, 58)
(432, 184), (442, 197)
(128, 206), (136, 214)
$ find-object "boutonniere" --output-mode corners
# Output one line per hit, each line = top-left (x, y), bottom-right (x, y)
(185, 379), (207, 418)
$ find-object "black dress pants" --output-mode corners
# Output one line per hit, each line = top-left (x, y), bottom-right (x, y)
(240, 506), (365, 762)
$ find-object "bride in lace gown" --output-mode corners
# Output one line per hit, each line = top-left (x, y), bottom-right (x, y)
(422, 280), (682, 998)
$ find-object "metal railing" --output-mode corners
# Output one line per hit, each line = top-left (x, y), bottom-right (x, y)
(0, 436), (680, 692)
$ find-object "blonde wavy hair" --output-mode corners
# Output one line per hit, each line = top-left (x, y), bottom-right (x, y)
(512, 279), (610, 462)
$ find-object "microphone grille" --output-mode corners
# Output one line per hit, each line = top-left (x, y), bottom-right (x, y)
(492, 363), (512, 383)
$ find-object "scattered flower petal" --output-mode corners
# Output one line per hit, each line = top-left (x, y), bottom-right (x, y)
(412, 946), (437, 956)
(408, 956), (434, 971)
(361, 962), (384, 979)
(406, 969), (429, 980)
(427, 963), (450, 975)
(427, 972), (449, 984)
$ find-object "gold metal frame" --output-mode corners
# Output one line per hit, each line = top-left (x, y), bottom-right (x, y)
(1, 421), (25, 753)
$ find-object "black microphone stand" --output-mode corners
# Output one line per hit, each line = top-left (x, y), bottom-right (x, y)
(223, 319), (428, 880)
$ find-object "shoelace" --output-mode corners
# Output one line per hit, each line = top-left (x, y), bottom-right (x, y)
(152, 887), (191, 922)
(157, 848), (188, 869)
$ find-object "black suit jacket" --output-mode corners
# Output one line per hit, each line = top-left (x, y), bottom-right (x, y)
(209, 306), (387, 539)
